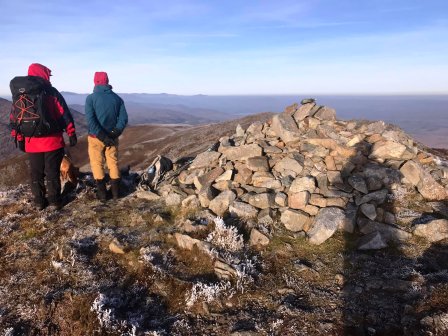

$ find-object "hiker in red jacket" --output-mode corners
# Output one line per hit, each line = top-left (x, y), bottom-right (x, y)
(10, 63), (77, 210)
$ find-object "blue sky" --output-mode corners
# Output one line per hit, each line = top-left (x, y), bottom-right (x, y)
(0, 0), (447, 95)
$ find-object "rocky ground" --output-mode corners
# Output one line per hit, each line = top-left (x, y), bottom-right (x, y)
(1, 100), (448, 335)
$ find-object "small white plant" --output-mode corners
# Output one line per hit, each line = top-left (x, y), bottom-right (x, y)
(270, 319), (284, 334)
(2, 327), (14, 336)
(91, 294), (115, 329)
(186, 281), (232, 307)
(206, 217), (244, 252)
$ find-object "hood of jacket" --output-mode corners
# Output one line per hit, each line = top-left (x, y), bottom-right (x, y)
(28, 63), (52, 81)
(93, 85), (113, 93)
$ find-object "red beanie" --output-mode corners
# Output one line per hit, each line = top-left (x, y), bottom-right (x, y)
(94, 72), (109, 85)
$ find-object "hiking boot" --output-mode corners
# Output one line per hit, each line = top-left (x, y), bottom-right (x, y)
(34, 200), (47, 211)
(47, 201), (63, 211)
(96, 179), (107, 202)
(110, 178), (121, 200)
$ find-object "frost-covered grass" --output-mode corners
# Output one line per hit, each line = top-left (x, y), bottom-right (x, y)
(206, 217), (244, 252)
(185, 281), (233, 307)
(90, 293), (140, 335)
(184, 217), (261, 308)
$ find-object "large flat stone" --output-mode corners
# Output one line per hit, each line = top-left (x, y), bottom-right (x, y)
(271, 113), (301, 143)
(307, 207), (346, 245)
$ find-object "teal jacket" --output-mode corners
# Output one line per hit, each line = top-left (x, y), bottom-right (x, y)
(85, 85), (128, 137)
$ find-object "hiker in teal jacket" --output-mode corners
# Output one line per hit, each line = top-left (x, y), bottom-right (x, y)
(85, 72), (128, 201)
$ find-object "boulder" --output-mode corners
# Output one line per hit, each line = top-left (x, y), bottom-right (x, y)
(399, 159), (447, 200)
(360, 203), (377, 221)
(358, 189), (388, 205)
(369, 140), (414, 161)
(181, 195), (201, 210)
(357, 231), (388, 250)
(281, 209), (312, 232)
(348, 175), (368, 194)
(308, 207), (346, 245)
(258, 208), (275, 225)
(288, 191), (310, 209)
(189, 151), (221, 169)
(249, 228), (270, 247)
(193, 167), (225, 189)
(229, 201), (259, 219)
(273, 157), (304, 177)
(135, 190), (161, 201)
(413, 219), (448, 242)
(234, 162), (253, 184)
(357, 218), (412, 242)
(220, 144), (263, 161)
(209, 190), (236, 216)
(246, 156), (269, 172)
(251, 171), (282, 189)
(214, 260), (238, 280)
(174, 233), (211, 253)
(400, 160), (421, 185)
(313, 106), (336, 121)
(289, 176), (316, 193)
(165, 192), (184, 206)
(215, 169), (234, 182)
(293, 102), (316, 121)
(417, 172), (447, 201)
(271, 113), (301, 143)
(275, 192), (288, 207)
(198, 185), (219, 207)
(235, 124), (245, 137)
(248, 193), (276, 209)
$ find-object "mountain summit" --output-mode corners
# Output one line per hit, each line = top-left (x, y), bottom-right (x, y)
(0, 100), (447, 335)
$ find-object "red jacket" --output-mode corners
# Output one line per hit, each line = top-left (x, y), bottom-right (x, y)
(10, 63), (76, 153)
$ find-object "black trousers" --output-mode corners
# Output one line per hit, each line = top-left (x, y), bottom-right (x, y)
(28, 148), (65, 204)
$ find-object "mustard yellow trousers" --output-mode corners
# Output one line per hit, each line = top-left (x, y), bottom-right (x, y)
(88, 136), (120, 180)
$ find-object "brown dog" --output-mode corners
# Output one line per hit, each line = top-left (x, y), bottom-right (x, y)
(60, 154), (78, 185)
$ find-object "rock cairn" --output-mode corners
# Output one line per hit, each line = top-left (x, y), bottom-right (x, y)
(145, 99), (448, 248)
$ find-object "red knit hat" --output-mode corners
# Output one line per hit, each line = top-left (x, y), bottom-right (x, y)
(94, 72), (109, 85)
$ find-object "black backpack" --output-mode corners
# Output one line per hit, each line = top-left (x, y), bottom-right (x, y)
(138, 155), (174, 190)
(9, 76), (59, 138)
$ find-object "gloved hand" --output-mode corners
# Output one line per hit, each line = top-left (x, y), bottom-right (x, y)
(103, 136), (116, 147)
(97, 131), (116, 147)
(69, 134), (77, 147)
(108, 128), (122, 139)
(18, 140), (25, 152)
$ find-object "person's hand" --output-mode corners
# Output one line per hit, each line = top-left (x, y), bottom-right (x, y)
(97, 131), (116, 147)
(69, 134), (77, 147)
(103, 136), (116, 147)
(18, 140), (25, 152)
(108, 128), (122, 139)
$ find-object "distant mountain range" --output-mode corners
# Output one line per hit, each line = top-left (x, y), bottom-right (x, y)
(1, 93), (447, 163)
(60, 92), (448, 148)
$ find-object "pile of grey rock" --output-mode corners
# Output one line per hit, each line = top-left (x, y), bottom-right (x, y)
(140, 99), (448, 248)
